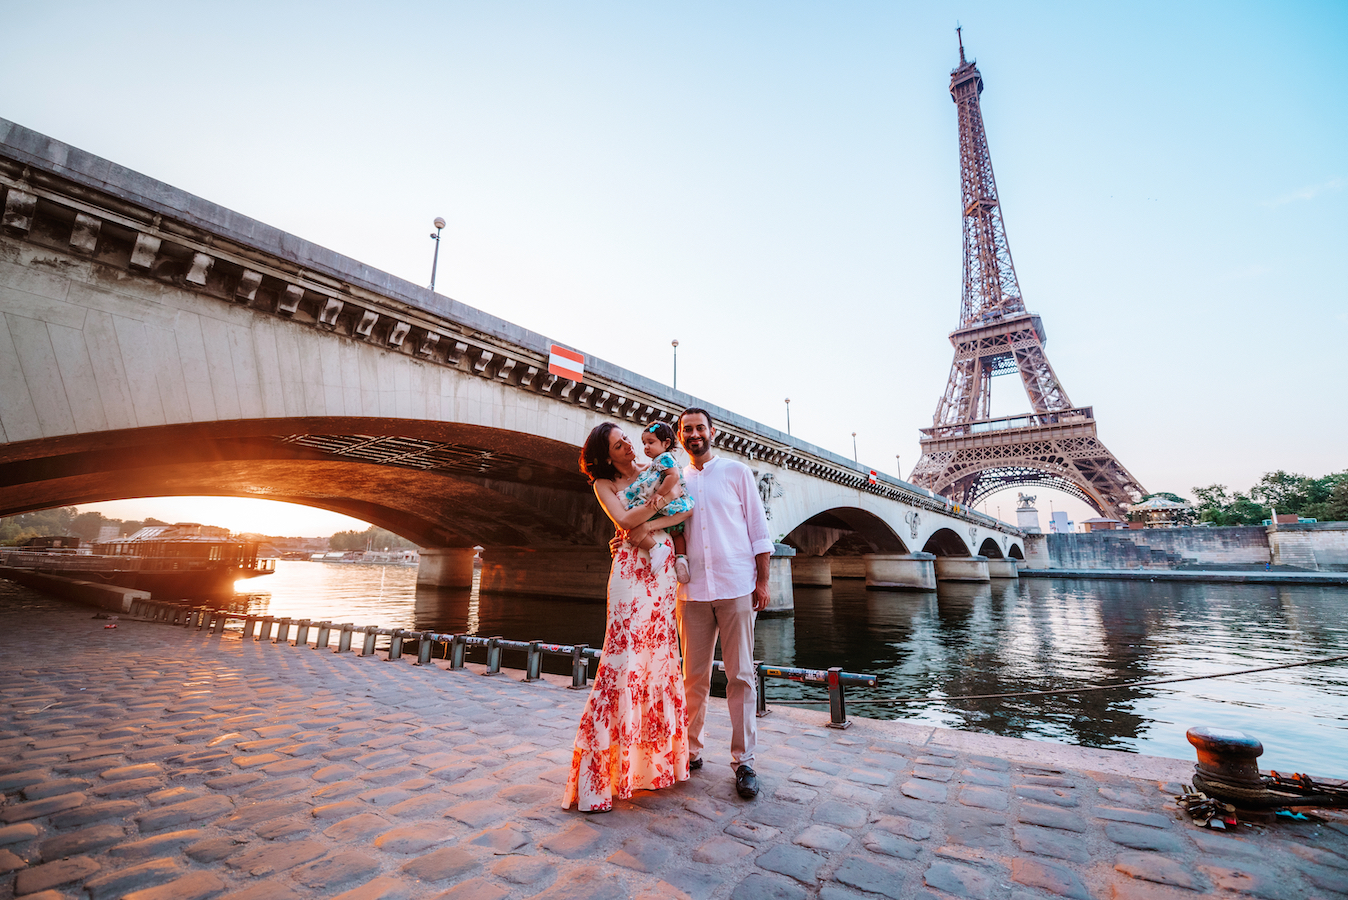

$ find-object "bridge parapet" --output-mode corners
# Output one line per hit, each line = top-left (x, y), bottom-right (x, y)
(0, 118), (1012, 537)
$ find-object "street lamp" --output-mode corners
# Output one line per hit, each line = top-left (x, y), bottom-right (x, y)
(852, 432), (858, 463)
(428, 217), (446, 291)
(671, 340), (679, 389)
(896, 454), (901, 481)
(784, 398), (791, 435)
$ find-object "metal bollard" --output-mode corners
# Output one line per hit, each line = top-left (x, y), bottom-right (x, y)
(415, 635), (434, 666)
(242, 617), (257, 641)
(168, 605), (183, 626)
(314, 621), (331, 649)
(826, 667), (850, 729)
(294, 619), (310, 647)
(388, 629), (404, 661)
(449, 635), (466, 669)
(485, 637), (502, 675)
(569, 644), (589, 689)
(359, 627), (378, 657)
(273, 617), (291, 644)
(336, 624), (354, 653)
(755, 662), (769, 717)
(212, 611), (226, 635)
(257, 616), (275, 643)
(525, 641), (543, 681)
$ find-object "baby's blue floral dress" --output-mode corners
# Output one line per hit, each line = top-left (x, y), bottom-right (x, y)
(623, 452), (694, 535)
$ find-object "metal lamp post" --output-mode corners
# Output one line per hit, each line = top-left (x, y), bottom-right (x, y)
(785, 398), (791, 435)
(852, 432), (858, 463)
(896, 454), (901, 481)
(672, 340), (678, 389)
(429, 217), (446, 291)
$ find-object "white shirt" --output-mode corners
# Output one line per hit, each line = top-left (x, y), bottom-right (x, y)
(680, 456), (774, 602)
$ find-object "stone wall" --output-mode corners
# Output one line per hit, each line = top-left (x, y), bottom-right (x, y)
(1270, 522), (1348, 571)
(1019, 522), (1348, 572)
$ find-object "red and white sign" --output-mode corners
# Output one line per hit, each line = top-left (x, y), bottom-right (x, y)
(548, 344), (585, 382)
(868, 470), (879, 485)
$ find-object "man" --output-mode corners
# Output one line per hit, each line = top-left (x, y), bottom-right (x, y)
(676, 407), (773, 799)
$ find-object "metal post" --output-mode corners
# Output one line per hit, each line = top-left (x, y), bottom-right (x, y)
(485, 637), (502, 674)
(672, 339), (678, 389)
(429, 217), (445, 291)
(212, 611), (226, 635)
(415, 634), (434, 666)
(336, 623), (354, 653)
(388, 629), (404, 661)
(242, 616), (257, 641)
(258, 616), (275, 643)
(314, 621), (331, 649)
(755, 662), (769, 718)
(826, 666), (850, 729)
(273, 617), (291, 644)
(569, 644), (589, 689)
(525, 641), (542, 681)
(169, 605), (184, 626)
(294, 619), (310, 647)
(359, 627), (378, 657)
(449, 635), (466, 669)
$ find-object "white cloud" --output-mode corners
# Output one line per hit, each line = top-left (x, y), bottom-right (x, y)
(1266, 177), (1345, 206)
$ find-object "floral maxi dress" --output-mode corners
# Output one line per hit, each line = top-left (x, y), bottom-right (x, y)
(562, 518), (689, 811)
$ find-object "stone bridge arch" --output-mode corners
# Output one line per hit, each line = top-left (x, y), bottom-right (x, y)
(978, 537), (1005, 559)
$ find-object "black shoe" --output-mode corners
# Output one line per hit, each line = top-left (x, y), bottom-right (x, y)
(689, 757), (703, 771)
(735, 765), (759, 799)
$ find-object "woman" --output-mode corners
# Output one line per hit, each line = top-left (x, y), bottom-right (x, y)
(563, 422), (693, 812)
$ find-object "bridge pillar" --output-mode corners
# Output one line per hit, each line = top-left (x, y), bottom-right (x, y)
(416, 548), (478, 588)
(763, 544), (795, 616)
(478, 548), (612, 601)
(863, 552), (937, 591)
(790, 556), (832, 586)
(986, 558), (1020, 579)
(934, 555), (991, 582)
(828, 557), (867, 579)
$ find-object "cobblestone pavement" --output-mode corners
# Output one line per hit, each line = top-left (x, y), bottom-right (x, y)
(1, 589), (1346, 900)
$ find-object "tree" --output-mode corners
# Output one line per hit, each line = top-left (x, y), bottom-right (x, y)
(1304, 472), (1348, 522)
(329, 526), (418, 551)
(1249, 471), (1316, 515)
(1190, 484), (1268, 526)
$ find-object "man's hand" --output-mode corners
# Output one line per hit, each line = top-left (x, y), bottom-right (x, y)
(609, 532), (628, 556)
(751, 580), (770, 612)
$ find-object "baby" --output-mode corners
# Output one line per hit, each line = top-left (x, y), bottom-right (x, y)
(623, 422), (694, 583)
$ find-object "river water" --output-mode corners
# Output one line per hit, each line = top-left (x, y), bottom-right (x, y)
(219, 561), (1348, 776)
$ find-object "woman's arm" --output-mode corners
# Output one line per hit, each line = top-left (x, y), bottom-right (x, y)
(594, 479), (662, 530)
(624, 508), (693, 545)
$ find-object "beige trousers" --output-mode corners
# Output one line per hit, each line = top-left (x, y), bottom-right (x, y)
(676, 594), (757, 770)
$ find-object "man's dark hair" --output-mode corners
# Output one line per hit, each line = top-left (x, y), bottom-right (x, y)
(579, 422), (621, 484)
(678, 407), (716, 431)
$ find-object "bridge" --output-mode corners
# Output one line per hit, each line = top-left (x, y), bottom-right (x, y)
(0, 119), (1024, 605)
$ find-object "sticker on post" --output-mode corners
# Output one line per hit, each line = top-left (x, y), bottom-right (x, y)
(548, 344), (585, 382)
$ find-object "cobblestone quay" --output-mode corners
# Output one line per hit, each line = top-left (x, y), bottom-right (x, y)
(1, 590), (1345, 900)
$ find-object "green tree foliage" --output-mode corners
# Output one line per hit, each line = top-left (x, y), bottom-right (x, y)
(0, 509), (171, 546)
(1192, 469), (1348, 525)
(329, 526), (418, 551)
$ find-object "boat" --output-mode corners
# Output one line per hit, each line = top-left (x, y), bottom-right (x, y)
(310, 549), (420, 566)
(0, 524), (275, 598)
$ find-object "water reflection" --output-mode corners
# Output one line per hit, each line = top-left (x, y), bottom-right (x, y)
(233, 562), (1348, 774)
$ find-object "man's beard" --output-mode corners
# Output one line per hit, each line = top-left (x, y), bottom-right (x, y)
(684, 437), (707, 454)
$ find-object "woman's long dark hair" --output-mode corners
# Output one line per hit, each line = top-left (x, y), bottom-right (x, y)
(579, 422), (621, 484)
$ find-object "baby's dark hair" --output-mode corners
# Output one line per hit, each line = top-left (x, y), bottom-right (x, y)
(644, 422), (675, 450)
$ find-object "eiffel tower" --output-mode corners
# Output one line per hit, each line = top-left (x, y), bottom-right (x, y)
(909, 32), (1146, 522)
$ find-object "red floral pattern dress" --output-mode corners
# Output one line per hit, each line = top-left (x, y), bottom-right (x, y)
(563, 532), (689, 811)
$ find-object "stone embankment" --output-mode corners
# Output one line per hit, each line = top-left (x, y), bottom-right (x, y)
(1, 585), (1345, 900)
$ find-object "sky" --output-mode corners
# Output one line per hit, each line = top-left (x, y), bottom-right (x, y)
(4, 1), (1345, 536)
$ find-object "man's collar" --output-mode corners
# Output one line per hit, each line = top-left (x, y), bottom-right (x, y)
(692, 454), (720, 472)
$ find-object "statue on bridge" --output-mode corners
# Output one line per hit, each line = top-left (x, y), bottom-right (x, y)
(1017, 493), (1036, 509)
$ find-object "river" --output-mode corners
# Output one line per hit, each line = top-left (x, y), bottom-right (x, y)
(219, 561), (1348, 777)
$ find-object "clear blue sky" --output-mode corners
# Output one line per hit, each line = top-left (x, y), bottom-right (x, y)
(4, 1), (1344, 534)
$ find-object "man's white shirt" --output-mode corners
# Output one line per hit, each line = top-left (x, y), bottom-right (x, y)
(679, 456), (774, 602)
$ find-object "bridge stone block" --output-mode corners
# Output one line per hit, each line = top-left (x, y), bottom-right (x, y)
(129, 233), (161, 268)
(829, 557), (866, 579)
(2, 188), (36, 232)
(186, 252), (213, 285)
(277, 284), (304, 315)
(416, 548), (478, 588)
(235, 269), (263, 302)
(70, 213), (101, 253)
(319, 297), (345, 327)
(933, 555), (990, 582)
(765, 544), (794, 616)
(864, 552), (937, 591)
(790, 556), (832, 586)
(985, 558), (1019, 579)
(388, 321), (410, 347)
(354, 308), (378, 338)
(478, 548), (612, 601)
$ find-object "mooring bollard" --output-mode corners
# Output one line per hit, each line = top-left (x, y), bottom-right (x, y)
(485, 637), (503, 675)
(415, 634), (434, 666)
(211, 611), (226, 635)
(336, 624), (354, 653)
(449, 634), (466, 669)
(570, 643), (589, 689)
(359, 627), (378, 657)
(169, 605), (185, 626)
(755, 662), (769, 717)
(388, 629), (404, 661)
(294, 619), (310, 647)
(242, 616), (258, 640)
(257, 616), (275, 643)
(525, 641), (543, 681)
(314, 621), (331, 649)
(826, 667), (850, 729)
(273, 618), (291, 644)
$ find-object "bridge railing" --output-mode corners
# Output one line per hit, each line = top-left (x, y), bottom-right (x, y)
(121, 598), (877, 729)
